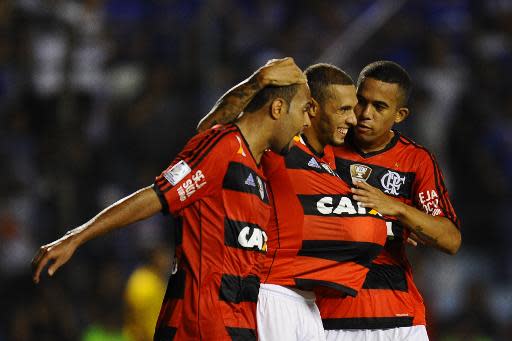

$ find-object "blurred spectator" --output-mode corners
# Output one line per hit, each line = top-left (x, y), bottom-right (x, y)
(81, 260), (130, 341)
(123, 244), (172, 341)
(437, 281), (497, 341)
(8, 281), (79, 341)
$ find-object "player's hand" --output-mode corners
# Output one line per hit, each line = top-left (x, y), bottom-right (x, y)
(351, 181), (404, 217)
(407, 231), (425, 247)
(256, 57), (307, 87)
(406, 236), (418, 247)
(31, 235), (79, 284)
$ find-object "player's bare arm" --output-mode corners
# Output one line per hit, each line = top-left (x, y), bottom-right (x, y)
(31, 186), (162, 283)
(197, 57), (306, 132)
(352, 180), (461, 255)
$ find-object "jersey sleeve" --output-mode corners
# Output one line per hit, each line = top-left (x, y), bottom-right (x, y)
(412, 151), (460, 228)
(153, 128), (234, 216)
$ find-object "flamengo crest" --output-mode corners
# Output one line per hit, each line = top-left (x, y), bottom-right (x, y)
(381, 170), (406, 195)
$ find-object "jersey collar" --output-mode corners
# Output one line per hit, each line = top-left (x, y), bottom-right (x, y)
(301, 134), (325, 158)
(232, 123), (261, 166)
(348, 129), (401, 158)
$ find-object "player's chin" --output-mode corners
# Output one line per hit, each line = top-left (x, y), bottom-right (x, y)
(330, 134), (346, 146)
(278, 139), (295, 155)
(355, 126), (372, 136)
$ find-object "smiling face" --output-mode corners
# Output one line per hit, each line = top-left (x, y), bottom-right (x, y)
(313, 84), (357, 147)
(354, 77), (408, 152)
(303, 63), (357, 153)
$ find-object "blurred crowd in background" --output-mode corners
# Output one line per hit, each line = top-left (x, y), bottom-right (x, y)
(1, 0), (512, 340)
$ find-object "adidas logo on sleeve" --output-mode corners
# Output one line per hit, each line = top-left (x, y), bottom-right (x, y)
(245, 173), (256, 187)
(308, 157), (321, 169)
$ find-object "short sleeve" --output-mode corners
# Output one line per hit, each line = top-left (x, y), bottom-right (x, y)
(153, 128), (236, 215)
(412, 151), (460, 228)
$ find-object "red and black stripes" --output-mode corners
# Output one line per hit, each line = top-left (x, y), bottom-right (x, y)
(428, 152), (460, 228)
(156, 125), (238, 194)
(152, 125), (270, 339)
(325, 131), (460, 329)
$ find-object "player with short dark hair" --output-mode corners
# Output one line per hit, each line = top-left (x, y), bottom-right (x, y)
(319, 60), (461, 341)
(307, 63), (355, 103)
(199, 62), (389, 341)
(31, 58), (311, 341)
(357, 60), (412, 105)
(244, 83), (301, 113)
(304, 63), (357, 150)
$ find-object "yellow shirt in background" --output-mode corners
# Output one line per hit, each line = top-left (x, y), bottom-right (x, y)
(124, 267), (166, 341)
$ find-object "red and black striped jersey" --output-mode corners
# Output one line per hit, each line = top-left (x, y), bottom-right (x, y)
(261, 136), (387, 297)
(319, 131), (460, 330)
(152, 124), (271, 340)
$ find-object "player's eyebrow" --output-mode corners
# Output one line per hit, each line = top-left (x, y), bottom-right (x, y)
(356, 94), (367, 102)
(356, 94), (389, 108)
(373, 100), (389, 108)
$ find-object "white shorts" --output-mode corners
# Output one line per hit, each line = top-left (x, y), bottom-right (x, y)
(325, 325), (429, 341)
(257, 283), (326, 341)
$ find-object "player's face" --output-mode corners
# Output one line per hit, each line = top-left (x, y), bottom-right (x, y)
(313, 84), (357, 147)
(274, 83), (312, 154)
(354, 78), (402, 150)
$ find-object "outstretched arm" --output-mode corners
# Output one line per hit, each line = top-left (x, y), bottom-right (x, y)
(352, 181), (461, 255)
(32, 186), (162, 283)
(197, 57), (306, 132)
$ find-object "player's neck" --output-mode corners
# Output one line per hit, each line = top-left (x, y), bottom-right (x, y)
(355, 130), (395, 154)
(234, 116), (269, 164)
(303, 126), (325, 155)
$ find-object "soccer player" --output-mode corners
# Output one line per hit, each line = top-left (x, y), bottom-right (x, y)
(199, 63), (389, 341)
(319, 61), (461, 340)
(31, 58), (311, 340)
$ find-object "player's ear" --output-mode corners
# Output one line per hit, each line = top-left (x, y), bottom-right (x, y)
(270, 98), (285, 120)
(308, 98), (319, 118)
(395, 107), (409, 123)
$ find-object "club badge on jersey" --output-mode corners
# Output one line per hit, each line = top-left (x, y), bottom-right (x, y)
(244, 173), (267, 201)
(380, 170), (406, 196)
(256, 176), (266, 201)
(350, 164), (372, 184)
(348, 163), (395, 240)
(321, 162), (338, 177)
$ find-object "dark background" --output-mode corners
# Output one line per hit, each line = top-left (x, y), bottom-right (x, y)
(1, 0), (511, 340)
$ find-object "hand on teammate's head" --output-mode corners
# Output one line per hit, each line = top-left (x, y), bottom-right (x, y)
(258, 57), (307, 87)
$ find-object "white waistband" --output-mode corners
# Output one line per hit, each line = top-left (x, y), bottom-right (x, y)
(260, 283), (316, 301)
